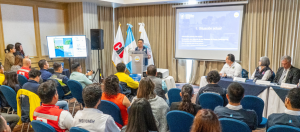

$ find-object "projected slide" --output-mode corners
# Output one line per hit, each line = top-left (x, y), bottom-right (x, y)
(175, 5), (244, 60)
(54, 38), (74, 57)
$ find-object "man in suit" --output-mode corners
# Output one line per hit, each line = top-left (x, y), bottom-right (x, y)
(274, 55), (300, 85)
(267, 88), (300, 129)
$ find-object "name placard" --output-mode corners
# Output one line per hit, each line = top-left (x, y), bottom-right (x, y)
(255, 80), (271, 85)
(280, 83), (298, 89)
(233, 77), (246, 82)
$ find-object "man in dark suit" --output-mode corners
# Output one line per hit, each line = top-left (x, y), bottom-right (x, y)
(214, 82), (258, 130)
(274, 55), (300, 85)
(267, 88), (300, 129)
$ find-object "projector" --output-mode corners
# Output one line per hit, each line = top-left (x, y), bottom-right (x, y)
(143, 68), (169, 79)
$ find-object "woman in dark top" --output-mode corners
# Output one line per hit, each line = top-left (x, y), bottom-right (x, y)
(2, 71), (21, 92)
(14, 42), (27, 58)
(170, 84), (201, 116)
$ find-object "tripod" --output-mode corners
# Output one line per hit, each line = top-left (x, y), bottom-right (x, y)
(91, 48), (102, 83)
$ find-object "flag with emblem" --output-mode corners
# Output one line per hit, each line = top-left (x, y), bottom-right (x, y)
(139, 23), (154, 66)
(124, 24), (137, 73)
(112, 25), (125, 66)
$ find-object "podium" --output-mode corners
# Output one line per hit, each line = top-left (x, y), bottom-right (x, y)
(130, 51), (147, 74)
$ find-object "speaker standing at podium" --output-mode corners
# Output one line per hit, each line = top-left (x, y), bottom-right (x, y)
(135, 39), (151, 67)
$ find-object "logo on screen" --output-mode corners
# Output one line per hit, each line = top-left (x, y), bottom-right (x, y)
(234, 12), (239, 18)
(180, 14), (184, 19)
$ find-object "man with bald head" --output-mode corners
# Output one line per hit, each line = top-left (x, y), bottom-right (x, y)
(17, 58), (31, 79)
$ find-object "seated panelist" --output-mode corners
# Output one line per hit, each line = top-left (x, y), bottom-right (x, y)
(274, 55), (300, 85)
(219, 54), (242, 78)
(250, 56), (273, 81)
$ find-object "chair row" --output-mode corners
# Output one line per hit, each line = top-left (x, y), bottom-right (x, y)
(31, 120), (89, 132)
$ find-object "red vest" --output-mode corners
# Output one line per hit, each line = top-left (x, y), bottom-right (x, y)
(33, 104), (65, 132)
(17, 67), (30, 79)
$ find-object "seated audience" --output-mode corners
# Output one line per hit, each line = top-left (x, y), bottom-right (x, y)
(196, 70), (227, 106)
(69, 62), (93, 88)
(0, 62), (4, 85)
(124, 98), (158, 132)
(38, 59), (52, 82)
(0, 114), (11, 132)
(132, 77), (169, 132)
(115, 63), (139, 99)
(4, 44), (15, 72)
(3, 72), (21, 92)
(214, 82), (258, 130)
(17, 58), (31, 79)
(274, 55), (300, 85)
(10, 55), (23, 72)
(73, 83), (120, 131)
(13, 43), (27, 58)
(50, 62), (71, 96)
(170, 84), (201, 116)
(190, 109), (221, 132)
(2, 113), (19, 131)
(101, 75), (130, 128)
(250, 56), (273, 81)
(267, 88), (300, 129)
(146, 65), (167, 100)
(33, 80), (73, 132)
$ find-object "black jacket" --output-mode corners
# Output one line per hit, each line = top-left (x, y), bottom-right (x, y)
(170, 102), (201, 116)
(274, 66), (300, 84)
(267, 113), (300, 130)
(196, 84), (228, 106)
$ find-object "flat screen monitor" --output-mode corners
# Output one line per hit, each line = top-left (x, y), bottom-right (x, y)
(47, 35), (87, 58)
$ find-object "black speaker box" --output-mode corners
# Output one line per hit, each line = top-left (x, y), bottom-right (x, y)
(91, 29), (104, 50)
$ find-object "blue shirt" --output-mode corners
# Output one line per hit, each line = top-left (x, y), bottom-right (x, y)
(40, 69), (52, 82)
(22, 80), (40, 94)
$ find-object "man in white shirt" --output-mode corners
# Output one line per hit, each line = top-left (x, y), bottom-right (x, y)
(73, 84), (120, 132)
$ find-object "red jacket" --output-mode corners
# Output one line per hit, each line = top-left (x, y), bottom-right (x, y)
(17, 67), (30, 79)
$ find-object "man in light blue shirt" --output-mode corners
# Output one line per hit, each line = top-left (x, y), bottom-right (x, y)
(146, 65), (167, 100)
(69, 62), (93, 89)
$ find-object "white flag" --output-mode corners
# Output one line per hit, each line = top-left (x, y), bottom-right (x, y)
(139, 23), (154, 66)
(112, 25), (125, 66)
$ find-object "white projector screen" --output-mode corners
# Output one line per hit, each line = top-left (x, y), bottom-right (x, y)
(175, 5), (244, 61)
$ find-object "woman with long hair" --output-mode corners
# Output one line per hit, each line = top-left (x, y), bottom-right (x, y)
(190, 109), (221, 132)
(132, 77), (169, 132)
(101, 75), (131, 128)
(124, 98), (158, 132)
(10, 55), (23, 72)
(2, 71), (21, 92)
(170, 84), (201, 115)
(4, 44), (15, 71)
(14, 42), (27, 58)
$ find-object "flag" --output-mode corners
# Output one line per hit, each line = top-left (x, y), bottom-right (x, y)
(112, 25), (125, 66)
(139, 23), (154, 66)
(124, 24), (137, 73)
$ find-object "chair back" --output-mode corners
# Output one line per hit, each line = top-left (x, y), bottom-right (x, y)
(241, 95), (264, 124)
(119, 84), (123, 94)
(67, 80), (84, 104)
(166, 110), (194, 132)
(270, 72), (276, 82)
(267, 125), (300, 132)
(98, 100), (123, 126)
(18, 74), (28, 87)
(220, 118), (251, 132)
(242, 69), (249, 79)
(48, 79), (64, 100)
(168, 88), (181, 105)
(199, 93), (223, 110)
(0, 85), (17, 111)
(127, 106), (131, 114)
(70, 127), (89, 132)
(31, 120), (56, 132)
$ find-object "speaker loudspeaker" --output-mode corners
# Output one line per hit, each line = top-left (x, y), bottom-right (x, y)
(91, 29), (104, 50)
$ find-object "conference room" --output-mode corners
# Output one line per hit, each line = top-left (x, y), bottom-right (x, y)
(0, 0), (300, 131)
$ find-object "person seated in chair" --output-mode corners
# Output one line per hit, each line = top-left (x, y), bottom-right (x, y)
(69, 62), (93, 89)
(115, 63), (139, 100)
(73, 83), (120, 131)
(0, 62), (5, 85)
(39, 59), (52, 82)
(17, 58), (31, 79)
(250, 56), (273, 81)
(50, 62), (71, 96)
(267, 88), (300, 129)
(33, 80), (73, 132)
(146, 65), (167, 100)
(214, 82), (258, 130)
(274, 55), (300, 85)
(196, 70), (227, 106)
(0, 114), (11, 132)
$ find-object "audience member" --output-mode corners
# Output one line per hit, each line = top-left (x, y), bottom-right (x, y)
(4, 44), (15, 71)
(3, 71), (21, 92)
(214, 82), (258, 130)
(10, 55), (23, 72)
(250, 56), (273, 81)
(13, 42), (27, 58)
(17, 58), (31, 79)
(196, 70), (227, 106)
(38, 59), (52, 82)
(124, 98), (158, 132)
(50, 62), (71, 96)
(101, 75), (130, 128)
(0, 114), (11, 132)
(146, 65), (167, 100)
(0, 62), (4, 85)
(274, 55), (300, 85)
(267, 88), (300, 129)
(115, 63), (139, 100)
(170, 84), (201, 116)
(69, 62), (93, 88)
(190, 109), (221, 132)
(73, 83), (120, 131)
(2, 113), (19, 131)
(132, 77), (169, 132)
(33, 80), (73, 132)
